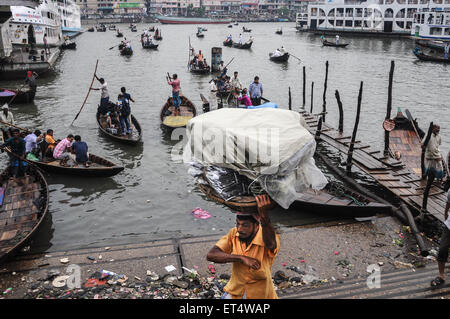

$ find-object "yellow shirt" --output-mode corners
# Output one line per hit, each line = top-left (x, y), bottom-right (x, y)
(215, 226), (280, 299)
(45, 135), (56, 150)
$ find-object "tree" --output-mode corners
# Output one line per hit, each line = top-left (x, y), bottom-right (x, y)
(278, 6), (290, 18)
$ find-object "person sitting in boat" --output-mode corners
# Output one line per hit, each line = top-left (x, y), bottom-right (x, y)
(70, 135), (89, 168)
(25, 70), (38, 93)
(272, 48), (282, 57)
(279, 46), (286, 55)
(239, 34), (243, 45)
(24, 129), (42, 156)
(0, 128), (27, 178)
(226, 34), (232, 43)
(197, 50), (205, 68)
(43, 129), (57, 158)
(413, 47), (422, 55)
(335, 34), (340, 45)
(444, 43), (449, 59)
(53, 134), (74, 166)
(237, 88), (252, 108)
(0, 104), (15, 140)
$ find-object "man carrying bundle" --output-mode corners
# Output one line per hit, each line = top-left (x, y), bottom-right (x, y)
(206, 195), (280, 299)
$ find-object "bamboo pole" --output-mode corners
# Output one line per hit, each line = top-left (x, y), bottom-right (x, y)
(315, 115), (323, 140)
(384, 60), (395, 156)
(322, 60), (328, 122)
(71, 59), (99, 126)
(302, 66), (306, 109)
(335, 90), (344, 133)
(346, 81), (363, 175)
(288, 87), (292, 110)
(310, 81), (314, 113)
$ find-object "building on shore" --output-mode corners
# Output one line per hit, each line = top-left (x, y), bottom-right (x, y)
(297, 0), (450, 36)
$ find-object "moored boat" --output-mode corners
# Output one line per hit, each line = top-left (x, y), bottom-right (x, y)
(96, 112), (142, 145)
(269, 52), (289, 62)
(61, 41), (76, 50)
(0, 166), (49, 264)
(275, 29), (282, 35)
(196, 32), (204, 38)
(223, 40), (233, 47)
(0, 88), (35, 105)
(160, 95), (197, 130)
(116, 32), (124, 38)
(413, 50), (450, 63)
(242, 27), (251, 32)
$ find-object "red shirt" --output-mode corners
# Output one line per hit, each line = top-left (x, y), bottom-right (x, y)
(168, 79), (180, 93)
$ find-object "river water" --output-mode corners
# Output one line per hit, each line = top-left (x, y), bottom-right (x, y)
(1, 22), (448, 253)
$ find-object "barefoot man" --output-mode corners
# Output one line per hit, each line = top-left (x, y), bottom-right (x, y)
(206, 195), (280, 299)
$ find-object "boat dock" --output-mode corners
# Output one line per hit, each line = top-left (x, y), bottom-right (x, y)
(0, 47), (60, 80)
(299, 109), (446, 224)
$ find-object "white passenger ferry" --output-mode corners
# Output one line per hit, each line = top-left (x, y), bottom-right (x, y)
(302, 0), (450, 36)
(412, 9), (450, 40)
(53, 0), (81, 38)
(9, 0), (63, 47)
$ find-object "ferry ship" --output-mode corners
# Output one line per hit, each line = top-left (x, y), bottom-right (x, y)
(155, 15), (232, 24)
(54, 0), (81, 38)
(300, 0), (450, 36)
(412, 9), (450, 40)
(9, 0), (63, 47)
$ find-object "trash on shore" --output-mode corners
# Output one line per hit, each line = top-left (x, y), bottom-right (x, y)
(191, 208), (211, 219)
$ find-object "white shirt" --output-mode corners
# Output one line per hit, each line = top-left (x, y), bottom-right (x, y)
(24, 133), (39, 153)
(0, 111), (14, 129)
(239, 35), (242, 44)
(101, 82), (109, 98)
(273, 49), (281, 57)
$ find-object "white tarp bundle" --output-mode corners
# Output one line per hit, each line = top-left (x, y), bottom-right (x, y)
(184, 108), (328, 208)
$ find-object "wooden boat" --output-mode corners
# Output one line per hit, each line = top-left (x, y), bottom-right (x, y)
(34, 154), (124, 177)
(242, 27), (251, 32)
(388, 109), (425, 177)
(109, 25), (116, 31)
(160, 95), (197, 130)
(0, 166), (49, 264)
(87, 27), (95, 32)
(131, 26), (137, 32)
(232, 41), (253, 49)
(154, 35), (163, 40)
(0, 88), (35, 105)
(275, 30), (282, 35)
(96, 25), (106, 32)
(149, 26), (155, 32)
(223, 40), (233, 47)
(322, 40), (349, 47)
(228, 24), (233, 28)
(96, 112), (142, 145)
(190, 64), (210, 74)
(196, 32), (204, 38)
(116, 32), (123, 38)
(120, 47), (133, 56)
(414, 50), (450, 63)
(142, 42), (159, 49)
(61, 42), (76, 50)
(269, 52), (289, 62)
(198, 172), (391, 216)
(415, 39), (446, 52)
(234, 22), (238, 25)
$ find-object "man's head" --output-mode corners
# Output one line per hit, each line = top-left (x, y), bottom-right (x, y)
(254, 76), (259, 83)
(34, 130), (41, 137)
(235, 212), (260, 242)
(99, 78), (105, 84)
(2, 104), (8, 113)
(67, 134), (74, 142)
(47, 129), (53, 136)
(121, 87), (126, 93)
(27, 71), (32, 78)
(433, 124), (440, 135)
(234, 71), (238, 78)
(173, 74), (177, 79)
(74, 135), (81, 142)
(12, 128), (20, 138)
(242, 88), (248, 95)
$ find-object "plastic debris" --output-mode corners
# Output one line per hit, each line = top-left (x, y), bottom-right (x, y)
(207, 264), (216, 274)
(394, 261), (414, 269)
(191, 208), (212, 219)
(3, 288), (12, 294)
(52, 275), (70, 288)
(60, 258), (69, 264)
(165, 265), (176, 272)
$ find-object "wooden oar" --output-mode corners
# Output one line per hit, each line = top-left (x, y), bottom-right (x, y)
(404, 109), (421, 140)
(0, 119), (31, 133)
(289, 53), (302, 62)
(261, 97), (270, 103)
(7, 72), (39, 105)
(71, 60), (99, 126)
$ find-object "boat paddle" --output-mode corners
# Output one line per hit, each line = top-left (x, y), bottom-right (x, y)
(7, 72), (39, 106)
(289, 53), (302, 63)
(404, 109), (421, 140)
(261, 97), (270, 103)
(0, 120), (32, 133)
(71, 59), (99, 126)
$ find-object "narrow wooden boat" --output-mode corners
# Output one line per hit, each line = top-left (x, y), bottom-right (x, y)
(0, 88), (35, 105)
(131, 27), (137, 32)
(87, 27), (95, 32)
(232, 41), (253, 49)
(120, 47), (133, 56)
(109, 25), (116, 31)
(234, 22), (238, 25)
(414, 50), (450, 63)
(149, 26), (155, 32)
(228, 24), (233, 28)
(61, 42), (76, 50)
(223, 40), (233, 47)
(196, 32), (204, 38)
(34, 154), (124, 177)
(388, 109), (425, 177)
(322, 40), (349, 47)
(141, 42), (159, 49)
(190, 65), (210, 74)
(415, 39), (446, 52)
(198, 170), (391, 216)
(160, 95), (197, 130)
(96, 26), (106, 32)
(116, 32), (124, 38)
(242, 28), (251, 32)
(275, 30), (282, 35)
(96, 112), (142, 145)
(0, 166), (49, 264)
(269, 52), (289, 62)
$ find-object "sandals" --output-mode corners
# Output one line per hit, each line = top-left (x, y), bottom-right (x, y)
(431, 276), (445, 288)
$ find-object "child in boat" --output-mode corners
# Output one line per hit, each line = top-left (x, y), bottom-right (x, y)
(237, 88), (252, 108)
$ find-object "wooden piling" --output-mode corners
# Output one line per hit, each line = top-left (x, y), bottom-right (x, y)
(346, 81), (363, 175)
(335, 90), (344, 133)
(302, 66), (306, 109)
(288, 87), (292, 110)
(310, 82), (314, 113)
(384, 60), (395, 156)
(322, 61), (328, 122)
(400, 203), (429, 256)
(315, 116), (323, 140)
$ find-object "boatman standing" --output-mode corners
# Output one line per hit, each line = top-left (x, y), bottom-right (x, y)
(167, 74), (181, 116)
(249, 76), (263, 106)
(423, 124), (444, 181)
(335, 34), (340, 45)
(444, 42), (449, 59)
(209, 79), (218, 111)
(93, 76), (109, 111)
(206, 195), (280, 299)
(239, 34), (243, 45)
(25, 70), (38, 93)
